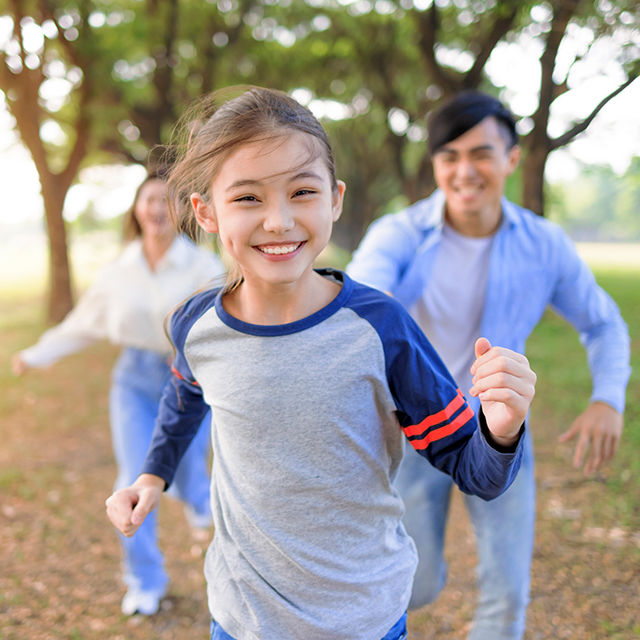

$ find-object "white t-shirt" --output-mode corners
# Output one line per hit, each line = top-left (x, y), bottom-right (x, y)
(409, 222), (494, 400)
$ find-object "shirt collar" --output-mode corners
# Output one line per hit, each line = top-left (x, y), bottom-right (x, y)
(161, 236), (195, 270)
(119, 238), (145, 266)
(119, 236), (196, 270)
(500, 197), (522, 227)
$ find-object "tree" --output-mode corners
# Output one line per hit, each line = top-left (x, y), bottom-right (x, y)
(518, 0), (639, 214)
(0, 0), (262, 321)
(0, 0), (99, 322)
(99, 0), (262, 163)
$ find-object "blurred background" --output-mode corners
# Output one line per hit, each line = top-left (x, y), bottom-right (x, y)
(1, 1), (639, 639)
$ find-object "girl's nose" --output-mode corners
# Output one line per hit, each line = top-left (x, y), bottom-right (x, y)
(263, 202), (295, 234)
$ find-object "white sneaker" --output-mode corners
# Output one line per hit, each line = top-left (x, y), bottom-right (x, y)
(121, 587), (166, 616)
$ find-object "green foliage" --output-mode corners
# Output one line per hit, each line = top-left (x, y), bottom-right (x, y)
(548, 160), (640, 241)
(1, 0), (639, 254)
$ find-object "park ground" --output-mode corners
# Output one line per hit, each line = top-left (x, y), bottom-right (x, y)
(0, 239), (639, 639)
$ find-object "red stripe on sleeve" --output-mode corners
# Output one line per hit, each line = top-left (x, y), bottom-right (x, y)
(171, 365), (200, 387)
(409, 405), (475, 451)
(402, 389), (465, 438)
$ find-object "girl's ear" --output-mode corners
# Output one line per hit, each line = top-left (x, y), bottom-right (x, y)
(332, 181), (346, 223)
(191, 193), (218, 234)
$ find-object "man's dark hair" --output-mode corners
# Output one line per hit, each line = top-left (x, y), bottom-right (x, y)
(427, 91), (518, 156)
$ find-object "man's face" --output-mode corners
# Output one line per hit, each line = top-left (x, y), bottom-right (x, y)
(431, 116), (520, 237)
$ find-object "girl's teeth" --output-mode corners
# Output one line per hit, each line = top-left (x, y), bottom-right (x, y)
(260, 243), (300, 255)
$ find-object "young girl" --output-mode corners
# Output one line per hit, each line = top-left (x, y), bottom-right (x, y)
(106, 88), (536, 640)
(14, 171), (224, 616)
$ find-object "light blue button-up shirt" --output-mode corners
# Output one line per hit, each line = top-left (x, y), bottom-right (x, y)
(347, 190), (631, 414)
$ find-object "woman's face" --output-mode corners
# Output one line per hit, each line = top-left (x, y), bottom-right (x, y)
(134, 179), (173, 242)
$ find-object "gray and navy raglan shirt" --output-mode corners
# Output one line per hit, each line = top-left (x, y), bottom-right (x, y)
(141, 269), (524, 640)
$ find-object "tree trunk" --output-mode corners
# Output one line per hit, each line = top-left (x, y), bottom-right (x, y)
(40, 175), (74, 324)
(522, 145), (549, 216)
(521, 0), (580, 217)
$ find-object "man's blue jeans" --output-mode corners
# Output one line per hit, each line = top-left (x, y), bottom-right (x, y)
(109, 348), (212, 594)
(395, 432), (535, 640)
(210, 613), (408, 639)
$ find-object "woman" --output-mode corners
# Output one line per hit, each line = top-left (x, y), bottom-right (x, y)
(14, 170), (225, 615)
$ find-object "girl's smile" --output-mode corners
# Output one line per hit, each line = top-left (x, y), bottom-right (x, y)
(254, 241), (306, 258)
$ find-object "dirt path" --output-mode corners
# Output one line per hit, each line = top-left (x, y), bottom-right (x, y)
(1, 343), (639, 639)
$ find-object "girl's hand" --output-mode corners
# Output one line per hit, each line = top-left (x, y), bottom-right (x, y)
(12, 354), (29, 376)
(105, 474), (164, 537)
(469, 338), (536, 447)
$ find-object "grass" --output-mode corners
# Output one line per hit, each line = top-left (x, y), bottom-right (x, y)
(527, 268), (640, 529)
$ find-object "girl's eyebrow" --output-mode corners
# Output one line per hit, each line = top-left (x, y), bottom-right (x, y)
(226, 179), (260, 192)
(225, 171), (323, 192)
(289, 171), (323, 183)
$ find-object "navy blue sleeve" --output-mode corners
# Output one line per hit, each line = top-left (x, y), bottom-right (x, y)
(346, 281), (524, 501)
(140, 290), (219, 488)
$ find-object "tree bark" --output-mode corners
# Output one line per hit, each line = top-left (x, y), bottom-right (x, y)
(40, 176), (74, 323)
(522, 144), (549, 216)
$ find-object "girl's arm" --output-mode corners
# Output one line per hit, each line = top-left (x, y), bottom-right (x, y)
(393, 336), (532, 501)
(366, 293), (534, 500)
(104, 376), (209, 537)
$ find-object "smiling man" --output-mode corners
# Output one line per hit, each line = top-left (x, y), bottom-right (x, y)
(347, 91), (631, 640)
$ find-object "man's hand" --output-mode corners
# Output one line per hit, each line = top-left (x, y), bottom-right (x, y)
(469, 338), (536, 447)
(105, 474), (164, 537)
(558, 402), (623, 475)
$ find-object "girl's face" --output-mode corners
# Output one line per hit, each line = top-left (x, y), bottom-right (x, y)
(192, 133), (345, 289)
(134, 179), (173, 242)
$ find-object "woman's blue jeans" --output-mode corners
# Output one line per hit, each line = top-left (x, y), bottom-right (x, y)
(395, 431), (535, 640)
(210, 613), (408, 640)
(110, 348), (212, 594)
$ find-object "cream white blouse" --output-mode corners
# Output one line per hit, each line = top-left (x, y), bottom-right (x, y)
(21, 237), (225, 367)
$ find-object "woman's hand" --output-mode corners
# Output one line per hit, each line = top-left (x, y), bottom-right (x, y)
(469, 338), (536, 447)
(12, 353), (29, 376)
(105, 474), (164, 537)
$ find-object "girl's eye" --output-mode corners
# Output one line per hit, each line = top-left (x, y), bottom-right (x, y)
(293, 189), (316, 197)
(234, 195), (258, 203)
